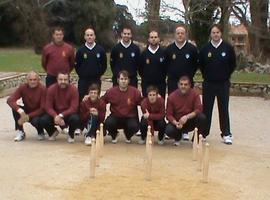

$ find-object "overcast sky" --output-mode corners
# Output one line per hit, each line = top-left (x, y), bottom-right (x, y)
(114, 0), (184, 24)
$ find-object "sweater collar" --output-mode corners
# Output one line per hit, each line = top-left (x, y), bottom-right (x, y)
(120, 40), (132, 48)
(211, 39), (222, 48)
(85, 42), (96, 50)
(148, 45), (159, 54)
(175, 40), (187, 50)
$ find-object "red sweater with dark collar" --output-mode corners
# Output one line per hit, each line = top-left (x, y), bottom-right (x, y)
(7, 83), (46, 118)
(166, 89), (202, 123)
(102, 86), (142, 118)
(45, 83), (79, 118)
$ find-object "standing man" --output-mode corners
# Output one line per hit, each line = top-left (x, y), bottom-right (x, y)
(110, 26), (140, 87)
(165, 24), (198, 94)
(103, 70), (142, 143)
(42, 27), (75, 87)
(80, 84), (106, 146)
(40, 72), (80, 143)
(139, 86), (166, 145)
(165, 76), (207, 146)
(75, 28), (107, 101)
(139, 30), (166, 98)
(199, 24), (236, 145)
(7, 71), (46, 141)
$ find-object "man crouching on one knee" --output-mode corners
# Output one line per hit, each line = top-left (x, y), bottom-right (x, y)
(165, 76), (207, 146)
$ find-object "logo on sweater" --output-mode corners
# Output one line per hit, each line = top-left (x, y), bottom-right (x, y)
(146, 58), (150, 64)
(119, 52), (123, 58)
(131, 52), (135, 57)
(96, 53), (100, 58)
(185, 54), (190, 59)
(172, 54), (176, 60)
(83, 53), (87, 59)
(208, 52), (212, 58)
(160, 57), (164, 62)
(221, 52), (226, 57)
(62, 51), (66, 57)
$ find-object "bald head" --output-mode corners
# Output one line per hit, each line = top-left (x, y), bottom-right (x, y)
(84, 28), (96, 45)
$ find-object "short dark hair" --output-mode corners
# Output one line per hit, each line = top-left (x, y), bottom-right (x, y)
(146, 85), (159, 95)
(88, 83), (101, 94)
(57, 71), (69, 77)
(178, 75), (191, 84)
(209, 24), (223, 34)
(117, 70), (130, 79)
(51, 26), (64, 35)
(84, 26), (95, 33)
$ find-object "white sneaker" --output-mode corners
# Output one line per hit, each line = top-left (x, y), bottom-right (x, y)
(67, 136), (75, 143)
(135, 131), (141, 136)
(62, 128), (69, 135)
(223, 135), (232, 145)
(74, 128), (81, 136)
(37, 133), (45, 141)
(14, 130), (25, 142)
(112, 138), (118, 144)
(158, 139), (165, 145)
(174, 140), (180, 146)
(48, 130), (59, 141)
(85, 136), (92, 146)
(164, 135), (170, 140)
(125, 139), (131, 144)
(182, 133), (189, 141)
(138, 139), (146, 145)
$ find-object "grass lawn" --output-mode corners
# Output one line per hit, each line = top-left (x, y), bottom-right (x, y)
(0, 48), (269, 84)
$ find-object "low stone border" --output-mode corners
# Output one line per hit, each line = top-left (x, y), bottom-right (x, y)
(0, 73), (270, 99)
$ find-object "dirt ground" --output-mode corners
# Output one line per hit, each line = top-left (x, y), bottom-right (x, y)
(0, 95), (270, 200)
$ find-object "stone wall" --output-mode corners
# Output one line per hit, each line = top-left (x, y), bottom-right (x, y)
(0, 73), (270, 99)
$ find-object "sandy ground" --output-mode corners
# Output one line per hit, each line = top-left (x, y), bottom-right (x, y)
(0, 95), (270, 200)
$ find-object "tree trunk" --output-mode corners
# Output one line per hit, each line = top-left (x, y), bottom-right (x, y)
(249, 0), (269, 60)
(145, 0), (161, 31)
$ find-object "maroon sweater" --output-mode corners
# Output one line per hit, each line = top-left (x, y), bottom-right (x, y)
(7, 83), (46, 118)
(166, 89), (202, 123)
(102, 86), (142, 118)
(141, 97), (165, 121)
(45, 83), (79, 117)
(80, 98), (106, 125)
(42, 42), (75, 76)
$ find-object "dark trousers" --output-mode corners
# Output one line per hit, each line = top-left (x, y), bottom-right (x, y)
(140, 117), (166, 140)
(167, 78), (195, 95)
(141, 80), (166, 99)
(165, 113), (207, 141)
(104, 114), (139, 140)
(40, 113), (80, 138)
(84, 114), (106, 138)
(46, 75), (57, 88)
(202, 81), (231, 137)
(112, 75), (138, 88)
(12, 109), (44, 134)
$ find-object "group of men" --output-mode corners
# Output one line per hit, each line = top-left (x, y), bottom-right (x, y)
(7, 23), (236, 145)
